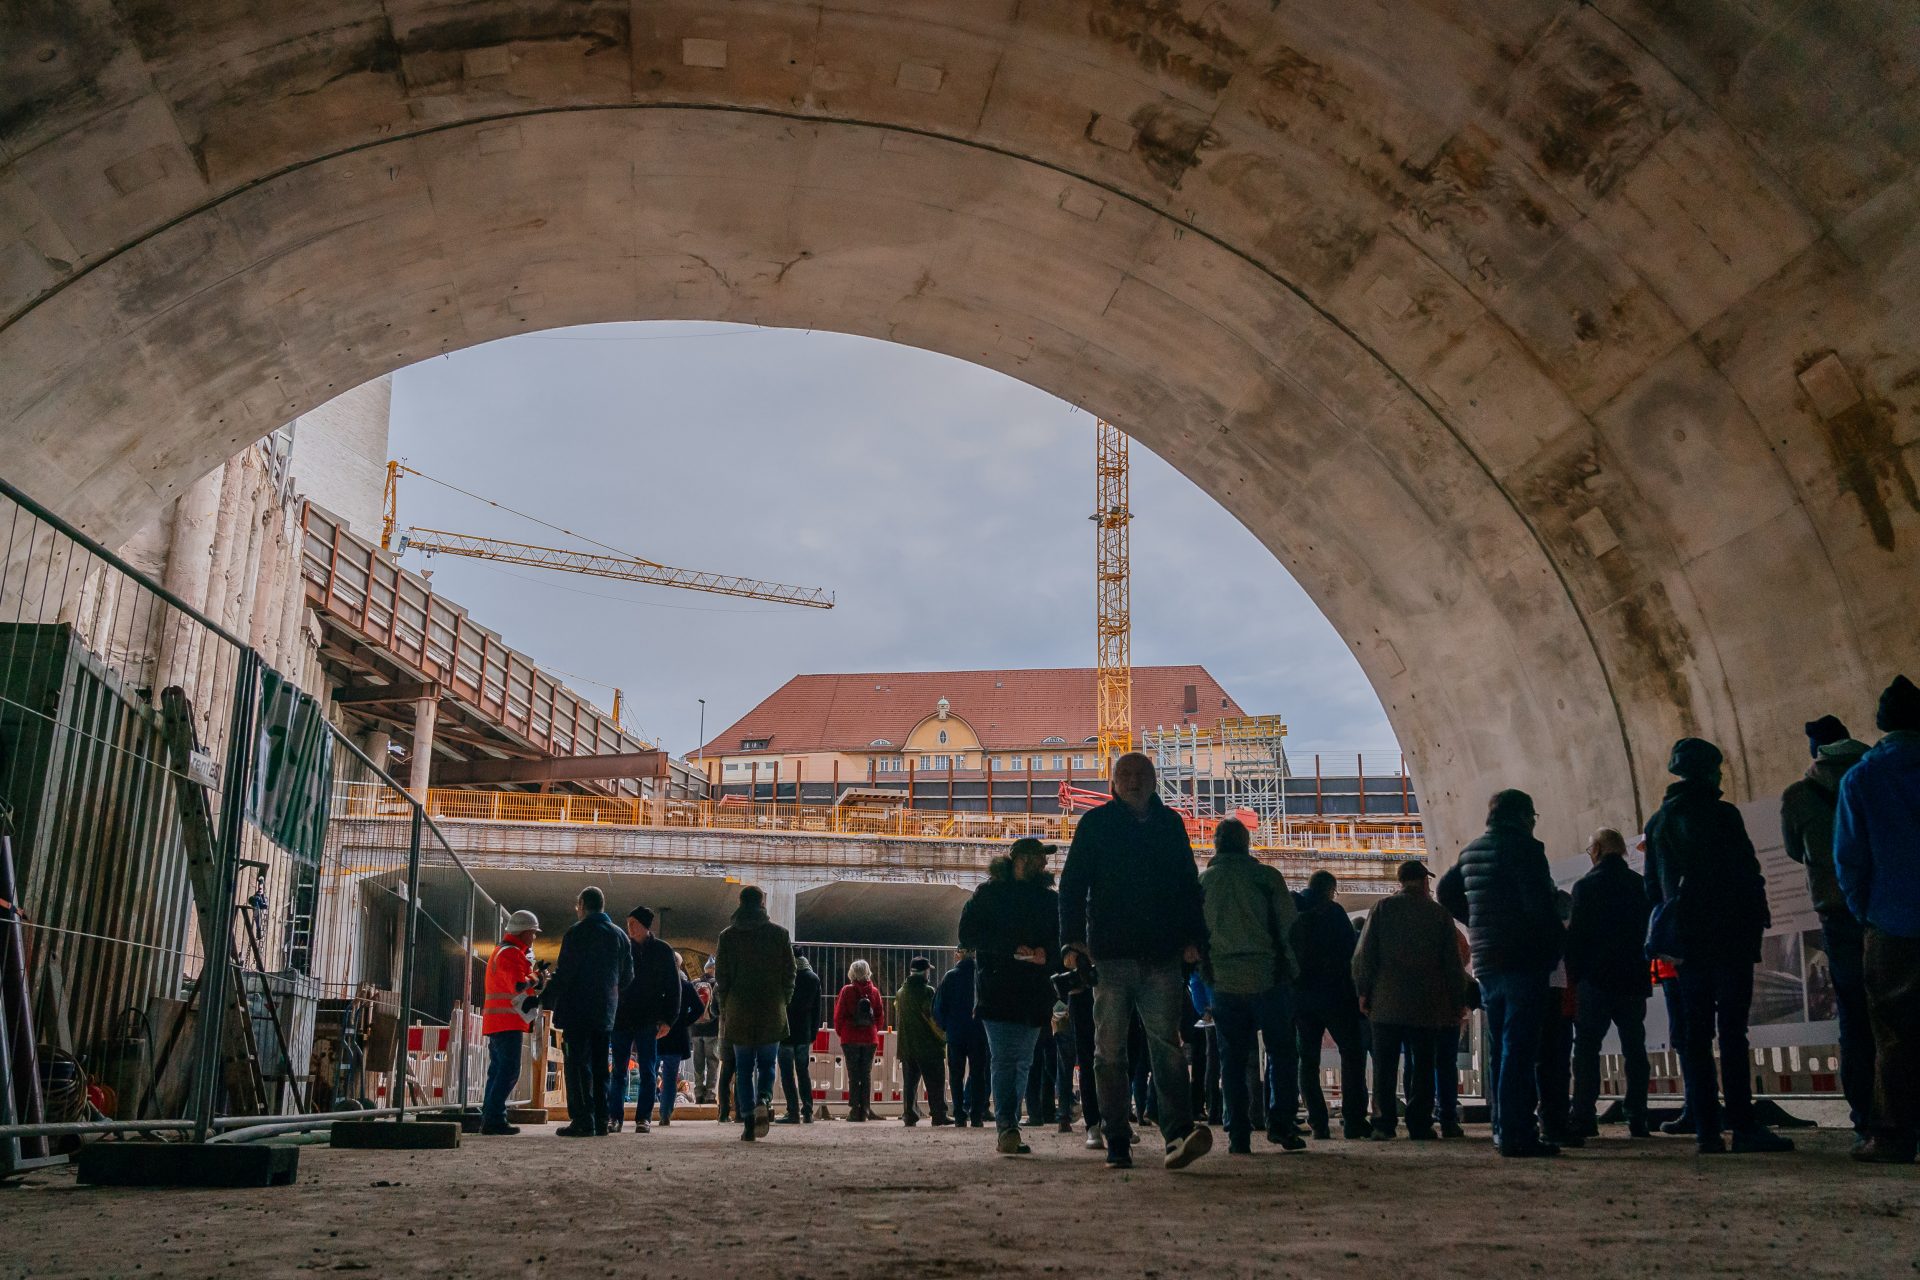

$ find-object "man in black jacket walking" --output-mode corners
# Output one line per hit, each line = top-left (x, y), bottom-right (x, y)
(777, 949), (822, 1123)
(1437, 789), (1563, 1158)
(1292, 871), (1369, 1140)
(543, 886), (633, 1137)
(608, 905), (679, 1133)
(1565, 829), (1651, 1138)
(1059, 753), (1212, 1171)
(1645, 738), (1793, 1154)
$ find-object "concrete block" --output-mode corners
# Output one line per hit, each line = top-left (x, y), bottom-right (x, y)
(329, 1119), (461, 1149)
(76, 1141), (299, 1188)
(506, 1106), (550, 1124)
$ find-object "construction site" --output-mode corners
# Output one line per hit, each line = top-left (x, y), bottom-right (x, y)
(1, 2), (1917, 1276)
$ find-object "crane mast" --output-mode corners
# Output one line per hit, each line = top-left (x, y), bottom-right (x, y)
(1093, 420), (1133, 772)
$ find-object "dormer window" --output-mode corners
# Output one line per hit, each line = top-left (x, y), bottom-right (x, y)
(869, 738), (893, 748)
(740, 737), (770, 751)
(1042, 735), (1066, 745)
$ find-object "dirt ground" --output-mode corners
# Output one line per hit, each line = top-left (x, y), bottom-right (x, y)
(2, 1119), (1914, 1279)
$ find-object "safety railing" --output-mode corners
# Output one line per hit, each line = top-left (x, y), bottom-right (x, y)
(0, 474), (503, 1172)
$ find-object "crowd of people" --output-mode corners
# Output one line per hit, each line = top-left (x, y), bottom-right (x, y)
(478, 673), (1919, 1168)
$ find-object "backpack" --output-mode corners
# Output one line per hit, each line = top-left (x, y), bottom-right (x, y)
(853, 991), (875, 1029)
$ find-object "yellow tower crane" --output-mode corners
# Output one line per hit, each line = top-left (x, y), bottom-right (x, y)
(380, 461), (835, 609)
(1092, 420), (1133, 771)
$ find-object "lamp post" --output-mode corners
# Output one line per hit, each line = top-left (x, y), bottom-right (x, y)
(697, 698), (706, 765)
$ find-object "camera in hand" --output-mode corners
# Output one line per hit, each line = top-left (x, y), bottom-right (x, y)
(1050, 957), (1097, 1001)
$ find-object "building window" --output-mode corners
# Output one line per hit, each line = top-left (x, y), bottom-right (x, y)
(1072, 755), (1086, 770)
(920, 756), (932, 769)
(1028, 756), (1040, 771)
(1042, 735), (1066, 745)
(740, 738), (769, 751)
(870, 738), (893, 747)
(937, 729), (948, 745)
(1052, 755), (1065, 770)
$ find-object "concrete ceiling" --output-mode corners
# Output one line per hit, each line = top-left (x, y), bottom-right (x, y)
(2, 2), (1916, 861)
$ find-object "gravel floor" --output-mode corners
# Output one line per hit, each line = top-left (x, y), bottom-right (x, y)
(2, 1119), (1914, 1278)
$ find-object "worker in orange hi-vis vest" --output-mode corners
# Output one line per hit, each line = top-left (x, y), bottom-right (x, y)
(480, 909), (546, 1135)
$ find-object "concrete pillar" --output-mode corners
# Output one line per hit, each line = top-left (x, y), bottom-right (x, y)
(408, 695), (437, 800)
(360, 728), (392, 779)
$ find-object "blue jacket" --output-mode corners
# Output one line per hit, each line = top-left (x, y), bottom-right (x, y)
(935, 956), (981, 1047)
(1836, 731), (1920, 938)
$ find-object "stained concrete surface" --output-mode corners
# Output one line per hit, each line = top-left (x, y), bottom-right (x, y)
(2, 1121), (1912, 1278)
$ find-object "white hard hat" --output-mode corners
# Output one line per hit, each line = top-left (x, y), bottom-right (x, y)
(505, 909), (541, 935)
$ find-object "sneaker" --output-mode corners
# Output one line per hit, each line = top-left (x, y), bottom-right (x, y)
(1852, 1136), (1917, 1165)
(1164, 1124), (1213, 1170)
(1729, 1128), (1793, 1154)
(1440, 1121), (1466, 1140)
(754, 1104), (772, 1139)
(633, 1120), (650, 1134)
(555, 1123), (593, 1138)
(932, 1116), (956, 1127)
(1660, 1113), (1693, 1136)
(996, 1128), (1031, 1156)
(774, 1115), (801, 1126)
(1084, 1122), (1104, 1150)
(608, 1118), (624, 1133)
(479, 1122), (519, 1136)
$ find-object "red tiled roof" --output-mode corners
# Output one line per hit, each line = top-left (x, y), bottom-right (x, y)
(698, 666), (1246, 756)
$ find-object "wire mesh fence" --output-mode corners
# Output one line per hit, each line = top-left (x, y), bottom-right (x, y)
(0, 476), (501, 1170)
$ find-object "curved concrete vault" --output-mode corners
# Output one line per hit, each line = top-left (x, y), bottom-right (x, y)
(2, 2), (1916, 860)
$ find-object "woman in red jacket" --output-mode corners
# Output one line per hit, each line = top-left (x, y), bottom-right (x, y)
(834, 959), (887, 1121)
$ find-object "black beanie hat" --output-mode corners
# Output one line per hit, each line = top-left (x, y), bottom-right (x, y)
(1879, 674), (1920, 733)
(910, 956), (932, 972)
(1668, 737), (1723, 780)
(1805, 715), (1850, 757)
(628, 905), (655, 928)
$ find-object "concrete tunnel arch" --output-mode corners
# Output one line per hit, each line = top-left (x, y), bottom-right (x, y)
(2, 4), (1916, 865)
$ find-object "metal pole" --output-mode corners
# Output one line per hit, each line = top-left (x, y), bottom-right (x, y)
(394, 803), (424, 1120)
(188, 647), (261, 1144)
(459, 880), (476, 1108)
(697, 699), (705, 766)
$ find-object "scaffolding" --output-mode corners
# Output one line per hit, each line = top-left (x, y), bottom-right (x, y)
(1219, 714), (1292, 841)
(1144, 722), (1213, 814)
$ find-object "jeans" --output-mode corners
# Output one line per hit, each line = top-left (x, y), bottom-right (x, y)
(1659, 977), (1692, 1106)
(1676, 957), (1756, 1140)
(562, 1027), (611, 1132)
(1480, 969), (1548, 1151)
(1214, 986), (1296, 1145)
(691, 1034), (719, 1102)
(1093, 958), (1195, 1148)
(607, 1025), (659, 1126)
(778, 1042), (814, 1118)
(732, 1042), (778, 1121)
(845, 1043), (876, 1116)
(482, 1030), (522, 1127)
(1401, 1028), (1462, 1124)
(948, 1033), (989, 1122)
(1370, 1023), (1440, 1135)
(1537, 996), (1573, 1138)
(1823, 911), (1876, 1133)
(717, 1047), (737, 1120)
(902, 1055), (950, 1123)
(656, 1054), (684, 1122)
(1069, 990), (1100, 1127)
(1026, 1034), (1057, 1123)
(983, 1020), (1041, 1133)
(1862, 927), (1920, 1143)
(1571, 983), (1649, 1127)
(1297, 1000), (1368, 1135)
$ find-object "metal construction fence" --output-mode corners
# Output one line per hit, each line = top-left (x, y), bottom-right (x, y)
(0, 475), (503, 1173)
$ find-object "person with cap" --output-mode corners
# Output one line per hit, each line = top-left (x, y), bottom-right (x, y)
(1353, 858), (1471, 1142)
(1199, 817), (1306, 1154)
(1565, 828), (1652, 1139)
(959, 836), (1061, 1155)
(776, 946), (822, 1124)
(894, 955), (952, 1126)
(1059, 753), (1212, 1171)
(1643, 737), (1793, 1154)
(1836, 674), (1920, 1164)
(1437, 790), (1564, 1157)
(607, 905), (680, 1133)
(713, 884), (796, 1142)
(480, 908), (546, 1135)
(1291, 870), (1369, 1140)
(936, 950), (990, 1128)
(690, 957), (720, 1106)
(543, 886), (633, 1137)
(1782, 714), (1875, 1146)
(834, 959), (887, 1121)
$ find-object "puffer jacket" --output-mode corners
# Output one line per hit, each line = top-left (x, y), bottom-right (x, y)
(1782, 741), (1869, 918)
(1437, 808), (1562, 977)
(958, 860), (1060, 1027)
(1644, 778), (1769, 965)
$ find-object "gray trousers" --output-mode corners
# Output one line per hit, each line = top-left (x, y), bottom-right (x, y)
(691, 1034), (719, 1101)
(1092, 957), (1195, 1147)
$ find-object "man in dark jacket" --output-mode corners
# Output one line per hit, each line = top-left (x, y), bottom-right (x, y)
(1783, 715), (1874, 1143)
(1437, 789), (1563, 1158)
(1565, 829), (1651, 1138)
(960, 839), (1061, 1155)
(653, 959), (703, 1125)
(936, 952), (989, 1127)
(1059, 753), (1211, 1171)
(714, 885), (796, 1142)
(1836, 674), (1920, 1165)
(1353, 860), (1470, 1141)
(543, 886), (633, 1137)
(1291, 871), (1369, 1140)
(776, 949), (822, 1124)
(607, 905), (680, 1133)
(1645, 737), (1792, 1154)
(895, 956), (952, 1126)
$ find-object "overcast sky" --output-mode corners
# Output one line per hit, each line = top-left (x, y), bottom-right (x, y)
(386, 322), (1397, 764)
